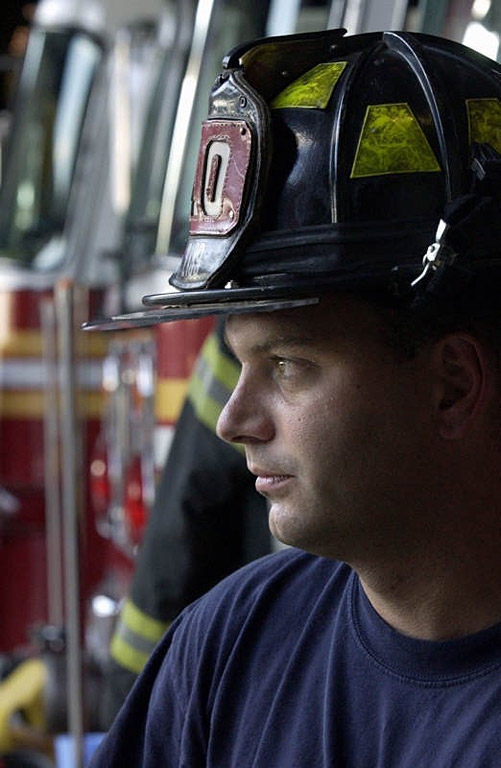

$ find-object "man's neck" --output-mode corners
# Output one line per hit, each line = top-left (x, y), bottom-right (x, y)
(357, 543), (501, 641)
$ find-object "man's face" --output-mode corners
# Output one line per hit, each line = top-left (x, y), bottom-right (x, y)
(217, 295), (435, 564)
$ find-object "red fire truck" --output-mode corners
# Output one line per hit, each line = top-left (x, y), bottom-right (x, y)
(0, 0), (261, 758)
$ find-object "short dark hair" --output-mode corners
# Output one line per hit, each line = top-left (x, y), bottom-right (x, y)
(363, 268), (501, 364)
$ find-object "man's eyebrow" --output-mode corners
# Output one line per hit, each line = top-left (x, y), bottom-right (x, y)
(223, 327), (317, 355)
(252, 336), (317, 352)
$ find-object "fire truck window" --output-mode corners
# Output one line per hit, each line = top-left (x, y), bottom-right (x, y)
(0, 28), (101, 268)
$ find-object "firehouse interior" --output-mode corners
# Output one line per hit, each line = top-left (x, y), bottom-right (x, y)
(0, 0), (500, 765)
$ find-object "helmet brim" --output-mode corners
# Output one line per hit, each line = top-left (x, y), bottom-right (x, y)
(82, 286), (320, 331)
(83, 260), (427, 331)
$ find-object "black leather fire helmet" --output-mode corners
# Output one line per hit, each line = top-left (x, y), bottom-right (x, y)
(85, 28), (501, 330)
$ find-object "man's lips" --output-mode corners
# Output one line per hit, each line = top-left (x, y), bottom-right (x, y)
(250, 467), (294, 495)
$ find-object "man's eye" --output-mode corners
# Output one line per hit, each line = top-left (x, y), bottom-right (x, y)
(273, 358), (299, 380)
(277, 359), (291, 375)
(269, 355), (318, 389)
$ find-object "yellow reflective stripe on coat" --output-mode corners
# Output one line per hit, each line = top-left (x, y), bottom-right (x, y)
(188, 375), (225, 434)
(351, 103), (441, 178)
(188, 332), (240, 439)
(110, 635), (150, 675)
(271, 61), (347, 110)
(110, 598), (170, 674)
(198, 333), (240, 392)
(467, 98), (501, 154)
(122, 599), (170, 641)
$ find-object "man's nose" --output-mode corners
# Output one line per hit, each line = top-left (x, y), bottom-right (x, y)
(216, 373), (274, 446)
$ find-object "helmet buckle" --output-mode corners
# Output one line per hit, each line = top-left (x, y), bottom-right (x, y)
(411, 219), (457, 288)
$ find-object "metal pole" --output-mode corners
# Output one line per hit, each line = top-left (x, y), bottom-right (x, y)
(390, 0), (410, 29)
(328, 0), (348, 29)
(111, 28), (133, 217)
(416, 0), (449, 34)
(342, 0), (369, 33)
(41, 297), (64, 628)
(361, 0), (410, 32)
(56, 279), (84, 768)
(265, 0), (302, 36)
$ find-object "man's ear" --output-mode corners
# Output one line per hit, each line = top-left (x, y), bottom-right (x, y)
(433, 335), (486, 439)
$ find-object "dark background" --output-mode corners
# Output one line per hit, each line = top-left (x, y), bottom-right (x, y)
(1, 1), (34, 52)
(1, 1), (36, 108)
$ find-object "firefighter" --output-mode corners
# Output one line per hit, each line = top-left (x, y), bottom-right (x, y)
(102, 320), (270, 723)
(91, 28), (501, 766)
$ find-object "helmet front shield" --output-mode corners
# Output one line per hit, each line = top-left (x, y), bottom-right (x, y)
(172, 29), (349, 291)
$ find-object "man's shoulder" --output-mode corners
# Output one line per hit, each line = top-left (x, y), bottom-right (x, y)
(148, 548), (352, 699)
(174, 548), (351, 642)
(203, 546), (345, 595)
(94, 551), (353, 765)
(220, 546), (346, 587)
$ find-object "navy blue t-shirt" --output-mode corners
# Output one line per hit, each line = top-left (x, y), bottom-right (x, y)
(92, 548), (501, 767)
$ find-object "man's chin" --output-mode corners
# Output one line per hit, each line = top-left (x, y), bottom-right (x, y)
(268, 502), (311, 550)
(268, 502), (292, 545)
(268, 503), (342, 559)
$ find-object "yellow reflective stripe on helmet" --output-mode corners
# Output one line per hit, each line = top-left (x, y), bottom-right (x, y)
(467, 98), (501, 154)
(351, 103), (441, 178)
(271, 61), (347, 110)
